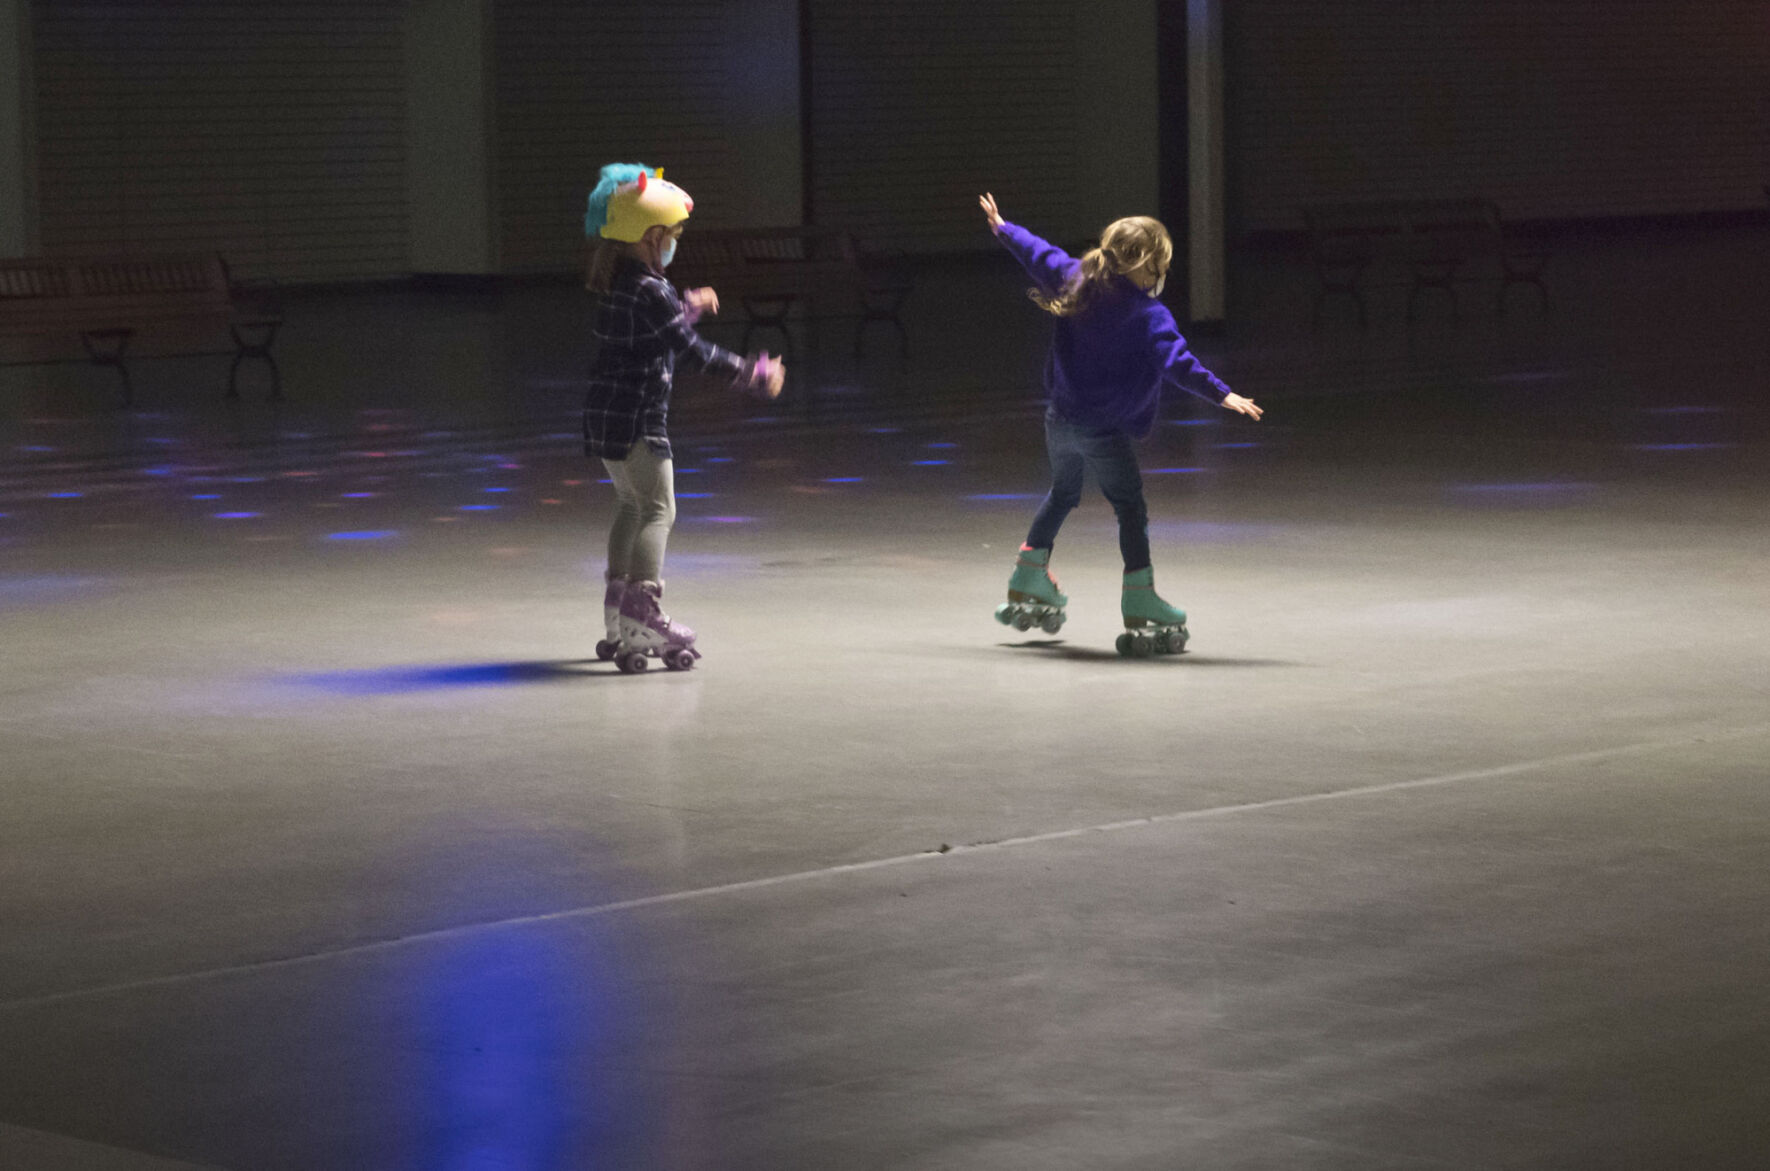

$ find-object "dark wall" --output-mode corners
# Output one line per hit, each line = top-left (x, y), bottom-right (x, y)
(1225, 0), (1770, 231)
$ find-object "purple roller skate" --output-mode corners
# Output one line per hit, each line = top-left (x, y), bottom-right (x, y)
(595, 573), (626, 661)
(615, 579), (701, 673)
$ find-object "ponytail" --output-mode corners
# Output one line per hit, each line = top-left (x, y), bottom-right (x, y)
(1030, 216), (1173, 318)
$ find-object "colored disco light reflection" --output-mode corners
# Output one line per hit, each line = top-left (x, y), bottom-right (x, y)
(191, 494), (222, 500)
(326, 530), (401, 541)
(1215, 442), (1259, 450)
(1147, 467), (1205, 475)
(677, 492), (714, 500)
(458, 504), (501, 512)
(341, 492), (379, 499)
(1627, 443), (1735, 452)
(45, 491), (84, 499)
(823, 477), (864, 484)
(289, 660), (595, 694)
(911, 459), (950, 466)
(484, 487), (513, 494)
(16, 444), (55, 452)
(1165, 419), (1216, 427)
(868, 426), (902, 434)
(142, 466), (175, 477)
(212, 511), (262, 519)
(705, 457), (735, 464)
(926, 442), (958, 449)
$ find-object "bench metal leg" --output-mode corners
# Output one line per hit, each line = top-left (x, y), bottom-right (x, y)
(228, 322), (283, 400)
(79, 329), (135, 407)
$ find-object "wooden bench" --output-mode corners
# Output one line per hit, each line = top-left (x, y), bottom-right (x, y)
(669, 226), (912, 362)
(1301, 199), (1548, 326)
(0, 254), (282, 405)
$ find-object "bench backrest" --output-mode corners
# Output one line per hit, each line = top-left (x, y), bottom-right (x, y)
(0, 254), (233, 330)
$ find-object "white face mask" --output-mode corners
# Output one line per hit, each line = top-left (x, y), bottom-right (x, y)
(659, 236), (678, 268)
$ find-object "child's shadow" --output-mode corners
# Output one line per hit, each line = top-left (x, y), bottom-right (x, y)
(284, 659), (628, 695)
(998, 640), (1302, 668)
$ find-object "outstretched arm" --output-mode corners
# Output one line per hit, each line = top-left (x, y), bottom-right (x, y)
(1150, 308), (1262, 420)
(980, 192), (1079, 296)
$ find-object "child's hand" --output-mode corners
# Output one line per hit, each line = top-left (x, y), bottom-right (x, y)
(684, 287), (720, 317)
(978, 193), (1004, 234)
(1221, 393), (1263, 421)
(748, 354), (785, 400)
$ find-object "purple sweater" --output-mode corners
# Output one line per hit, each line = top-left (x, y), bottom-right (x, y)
(997, 220), (1231, 437)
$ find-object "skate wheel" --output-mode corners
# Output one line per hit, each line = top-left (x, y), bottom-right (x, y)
(994, 603), (1016, 626)
(595, 639), (619, 661)
(1040, 612), (1063, 635)
(1115, 633), (1134, 658)
(1012, 612), (1034, 632)
(617, 650), (649, 674)
(1153, 631), (1172, 655)
(664, 648), (696, 671)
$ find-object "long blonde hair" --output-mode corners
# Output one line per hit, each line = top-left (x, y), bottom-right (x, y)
(1031, 216), (1172, 317)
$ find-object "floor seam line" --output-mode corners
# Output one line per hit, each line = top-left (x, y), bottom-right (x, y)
(3, 720), (1763, 1013)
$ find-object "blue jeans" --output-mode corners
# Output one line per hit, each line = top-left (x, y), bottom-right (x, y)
(1025, 413), (1150, 571)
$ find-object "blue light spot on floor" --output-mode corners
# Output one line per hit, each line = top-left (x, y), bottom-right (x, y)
(213, 511), (262, 520)
(484, 487), (513, 493)
(142, 466), (176, 477)
(868, 426), (903, 434)
(231, 476), (265, 484)
(326, 530), (401, 542)
(0, 575), (105, 608)
(16, 444), (55, 453)
(1147, 467), (1205, 475)
(912, 459), (950, 466)
(677, 467), (705, 475)
(1215, 442), (1260, 450)
(45, 491), (84, 499)
(1165, 419), (1217, 427)
(341, 492), (377, 499)
(926, 442), (958, 449)
(677, 492), (715, 500)
(697, 516), (756, 524)
(1627, 443), (1735, 452)
(284, 661), (594, 695)
(823, 477), (864, 484)
(191, 494), (222, 500)
(458, 504), (501, 512)
(705, 457), (736, 464)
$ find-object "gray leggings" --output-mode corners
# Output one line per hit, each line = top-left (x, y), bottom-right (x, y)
(602, 441), (676, 584)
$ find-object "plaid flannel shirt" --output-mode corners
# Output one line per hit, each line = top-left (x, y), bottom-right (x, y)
(584, 257), (749, 461)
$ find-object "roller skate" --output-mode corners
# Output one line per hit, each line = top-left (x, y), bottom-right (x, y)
(1116, 567), (1188, 658)
(615, 579), (701, 673)
(993, 544), (1068, 635)
(595, 573), (626, 661)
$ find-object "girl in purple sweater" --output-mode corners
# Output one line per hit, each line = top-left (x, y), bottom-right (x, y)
(981, 193), (1264, 656)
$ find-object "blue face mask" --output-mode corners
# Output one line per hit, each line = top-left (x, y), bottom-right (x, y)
(659, 236), (678, 268)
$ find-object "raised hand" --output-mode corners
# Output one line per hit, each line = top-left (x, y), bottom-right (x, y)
(683, 286), (720, 318)
(978, 192), (1004, 234)
(1221, 393), (1263, 421)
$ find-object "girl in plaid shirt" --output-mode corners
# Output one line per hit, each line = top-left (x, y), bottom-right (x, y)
(584, 163), (785, 672)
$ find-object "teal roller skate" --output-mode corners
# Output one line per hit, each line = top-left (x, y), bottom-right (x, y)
(993, 544), (1067, 635)
(1116, 567), (1188, 658)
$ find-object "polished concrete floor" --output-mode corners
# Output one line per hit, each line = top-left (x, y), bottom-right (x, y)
(2, 227), (1768, 1169)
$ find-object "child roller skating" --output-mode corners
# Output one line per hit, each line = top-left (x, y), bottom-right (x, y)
(582, 163), (785, 673)
(978, 192), (1264, 657)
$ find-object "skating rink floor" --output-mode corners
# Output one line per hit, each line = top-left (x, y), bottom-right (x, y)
(2, 227), (1768, 1169)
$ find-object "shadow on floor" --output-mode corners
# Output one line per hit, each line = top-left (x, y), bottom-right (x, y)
(280, 659), (626, 695)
